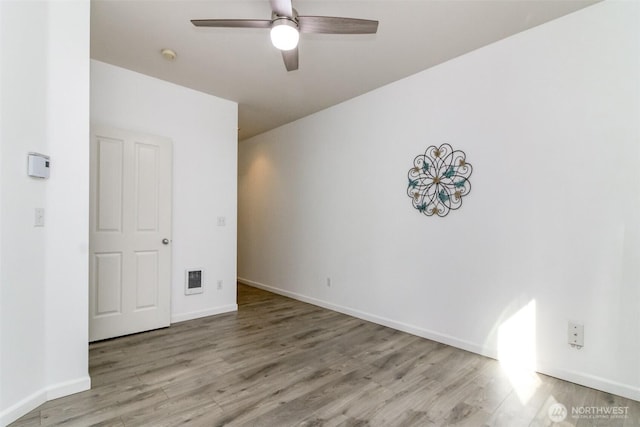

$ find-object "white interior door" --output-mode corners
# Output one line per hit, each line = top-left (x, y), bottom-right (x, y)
(89, 125), (172, 342)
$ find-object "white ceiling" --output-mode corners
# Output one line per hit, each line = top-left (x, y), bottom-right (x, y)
(91, 0), (599, 140)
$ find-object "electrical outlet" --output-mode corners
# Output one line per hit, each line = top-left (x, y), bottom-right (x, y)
(34, 208), (45, 227)
(217, 280), (223, 290)
(326, 277), (331, 287)
(568, 322), (584, 349)
(217, 216), (226, 227)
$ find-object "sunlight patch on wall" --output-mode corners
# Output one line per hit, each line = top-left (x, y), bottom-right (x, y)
(497, 299), (541, 404)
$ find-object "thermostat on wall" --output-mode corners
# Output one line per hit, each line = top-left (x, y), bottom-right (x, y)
(27, 152), (50, 179)
(185, 269), (204, 295)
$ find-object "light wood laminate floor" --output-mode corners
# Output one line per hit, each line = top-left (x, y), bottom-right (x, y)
(11, 284), (640, 427)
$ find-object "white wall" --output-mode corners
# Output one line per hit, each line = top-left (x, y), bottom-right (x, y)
(239, 0), (640, 401)
(0, 0), (3, 416)
(0, 1), (91, 425)
(44, 0), (91, 398)
(91, 61), (238, 323)
(0, 2), (47, 419)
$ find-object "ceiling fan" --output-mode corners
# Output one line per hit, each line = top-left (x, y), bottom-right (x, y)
(191, 0), (379, 72)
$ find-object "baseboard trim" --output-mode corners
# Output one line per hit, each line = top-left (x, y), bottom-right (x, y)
(171, 304), (237, 324)
(237, 277), (640, 402)
(537, 364), (640, 402)
(237, 277), (492, 358)
(46, 376), (91, 401)
(0, 376), (90, 427)
(0, 389), (46, 427)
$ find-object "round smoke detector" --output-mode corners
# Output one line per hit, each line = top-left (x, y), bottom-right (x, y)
(161, 48), (177, 61)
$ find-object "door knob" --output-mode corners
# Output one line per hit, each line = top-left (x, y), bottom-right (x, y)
(162, 238), (170, 245)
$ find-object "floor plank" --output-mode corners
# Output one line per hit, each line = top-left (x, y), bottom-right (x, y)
(9, 284), (640, 427)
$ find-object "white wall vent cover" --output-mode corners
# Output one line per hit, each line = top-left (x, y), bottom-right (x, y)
(185, 269), (204, 295)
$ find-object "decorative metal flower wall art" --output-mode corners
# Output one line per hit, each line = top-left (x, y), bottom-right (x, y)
(407, 143), (472, 217)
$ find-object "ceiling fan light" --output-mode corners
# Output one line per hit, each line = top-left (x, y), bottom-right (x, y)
(270, 19), (299, 51)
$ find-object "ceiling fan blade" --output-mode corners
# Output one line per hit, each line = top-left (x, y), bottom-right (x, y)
(191, 19), (272, 29)
(270, 0), (293, 17)
(297, 16), (378, 34)
(281, 47), (299, 72)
